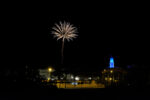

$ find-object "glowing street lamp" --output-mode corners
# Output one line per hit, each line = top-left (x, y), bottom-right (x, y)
(48, 67), (53, 80)
(48, 68), (53, 72)
(75, 76), (80, 81)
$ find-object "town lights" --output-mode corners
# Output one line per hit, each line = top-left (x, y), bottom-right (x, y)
(110, 70), (113, 73)
(48, 67), (53, 72)
(48, 67), (53, 80)
(75, 76), (80, 81)
(109, 78), (112, 81)
(71, 75), (74, 79)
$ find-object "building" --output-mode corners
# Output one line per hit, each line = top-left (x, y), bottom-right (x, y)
(101, 57), (127, 87)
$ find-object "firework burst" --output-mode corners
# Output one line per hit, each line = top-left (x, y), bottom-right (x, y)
(52, 21), (78, 64)
(52, 21), (78, 41)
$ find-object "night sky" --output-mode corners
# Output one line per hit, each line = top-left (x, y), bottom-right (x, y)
(1, 6), (149, 71)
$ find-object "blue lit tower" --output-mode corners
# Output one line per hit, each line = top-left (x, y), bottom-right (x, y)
(109, 57), (114, 68)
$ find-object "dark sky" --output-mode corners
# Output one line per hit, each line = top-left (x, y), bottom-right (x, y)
(1, 6), (149, 70)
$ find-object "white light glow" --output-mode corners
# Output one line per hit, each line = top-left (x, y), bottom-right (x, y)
(75, 76), (80, 81)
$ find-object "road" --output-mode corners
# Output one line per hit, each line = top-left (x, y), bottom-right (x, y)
(0, 88), (149, 100)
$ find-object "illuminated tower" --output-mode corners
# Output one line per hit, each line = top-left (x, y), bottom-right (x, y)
(109, 57), (114, 68)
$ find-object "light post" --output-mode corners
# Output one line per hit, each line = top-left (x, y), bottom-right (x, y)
(48, 67), (53, 80)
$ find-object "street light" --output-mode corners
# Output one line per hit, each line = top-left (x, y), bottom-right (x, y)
(48, 67), (53, 80)
(75, 76), (80, 81)
(48, 68), (52, 72)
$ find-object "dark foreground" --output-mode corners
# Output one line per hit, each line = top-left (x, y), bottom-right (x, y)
(0, 88), (149, 100)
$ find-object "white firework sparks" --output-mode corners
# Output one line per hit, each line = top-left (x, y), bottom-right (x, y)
(52, 21), (78, 42)
(51, 21), (78, 64)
